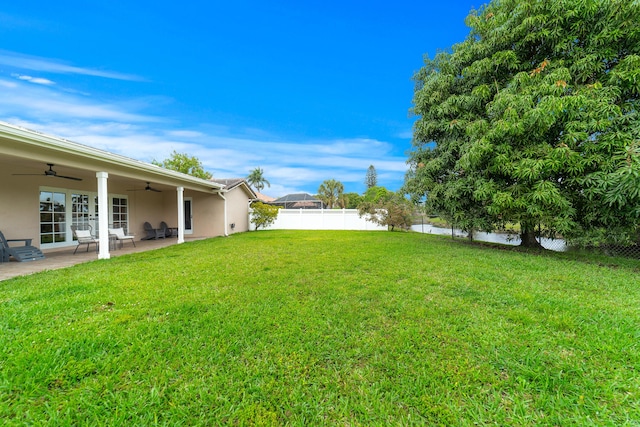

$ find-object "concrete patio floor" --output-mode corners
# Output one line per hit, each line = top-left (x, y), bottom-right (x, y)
(0, 237), (201, 281)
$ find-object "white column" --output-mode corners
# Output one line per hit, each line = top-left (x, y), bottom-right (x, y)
(221, 192), (228, 237)
(96, 171), (110, 259)
(177, 186), (185, 244)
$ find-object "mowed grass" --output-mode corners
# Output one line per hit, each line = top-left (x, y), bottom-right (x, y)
(1, 231), (639, 426)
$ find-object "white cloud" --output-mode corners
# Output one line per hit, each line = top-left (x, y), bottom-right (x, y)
(8, 115), (408, 196)
(12, 73), (55, 85)
(0, 49), (143, 81)
(0, 78), (158, 122)
(9, 117), (408, 195)
(0, 61), (408, 195)
(166, 130), (205, 138)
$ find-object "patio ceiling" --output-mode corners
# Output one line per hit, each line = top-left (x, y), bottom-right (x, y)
(0, 122), (222, 194)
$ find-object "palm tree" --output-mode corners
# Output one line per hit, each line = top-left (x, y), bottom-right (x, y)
(317, 179), (345, 209)
(246, 167), (271, 192)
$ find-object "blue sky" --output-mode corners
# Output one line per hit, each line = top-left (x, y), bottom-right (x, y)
(0, 0), (481, 196)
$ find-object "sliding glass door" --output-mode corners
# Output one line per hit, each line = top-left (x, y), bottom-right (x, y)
(40, 187), (129, 248)
(39, 190), (67, 245)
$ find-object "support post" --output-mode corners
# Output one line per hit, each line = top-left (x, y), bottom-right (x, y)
(177, 186), (185, 244)
(218, 192), (228, 237)
(96, 171), (110, 259)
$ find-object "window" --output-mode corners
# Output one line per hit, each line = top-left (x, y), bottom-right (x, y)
(112, 197), (129, 231)
(71, 193), (91, 233)
(40, 190), (67, 244)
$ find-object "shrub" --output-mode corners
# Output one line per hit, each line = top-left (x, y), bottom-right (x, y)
(250, 202), (280, 230)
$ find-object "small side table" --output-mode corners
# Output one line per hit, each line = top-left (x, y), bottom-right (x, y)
(109, 234), (118, 250)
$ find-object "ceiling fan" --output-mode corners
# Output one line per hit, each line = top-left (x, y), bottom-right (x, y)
(127, 182), (162, 192)
(13, 163), (83, 181)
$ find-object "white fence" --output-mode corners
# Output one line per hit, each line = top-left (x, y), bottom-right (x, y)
(252, 209), (387, 231)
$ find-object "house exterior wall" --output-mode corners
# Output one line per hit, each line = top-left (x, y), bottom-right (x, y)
(225, 188), (251, 234)
(129, 191), (172, 238)
(1, 162), (227, 248)
(0, 176), (40, 243)
(185, 192), (224, 238)
(124, 189), (226, 240)
(0, 177), (170, 248)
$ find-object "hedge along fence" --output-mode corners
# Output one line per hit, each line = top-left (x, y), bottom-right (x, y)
(250, 208), (387, 231)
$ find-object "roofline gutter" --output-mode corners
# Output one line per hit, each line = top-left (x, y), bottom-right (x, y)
(216, 190), (229, 237)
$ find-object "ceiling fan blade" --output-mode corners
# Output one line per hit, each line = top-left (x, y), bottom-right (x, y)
(56, 175), (83, 181)
(127, 182), (162, 192)
(12, 163), (82, 181)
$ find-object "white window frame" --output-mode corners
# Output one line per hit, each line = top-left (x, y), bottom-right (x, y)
(39, 186), (129, 249)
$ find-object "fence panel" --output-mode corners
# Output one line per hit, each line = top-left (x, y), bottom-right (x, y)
(253, 209), (386, 231)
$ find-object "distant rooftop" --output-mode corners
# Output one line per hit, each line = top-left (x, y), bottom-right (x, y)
(210, 178), (245, 190)
(210, 178), (257, 198)
(271, 193), (319, 202)
(254, 191), (276, 202)
(270, 193), (325, 209)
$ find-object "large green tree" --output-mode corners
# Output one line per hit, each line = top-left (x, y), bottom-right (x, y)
(343, 192), (363, 209)
(247, 167), (271, 192)
(405, 0), (640, 248)
(152, 150), (212, 180)
(317, 179), (345, 209)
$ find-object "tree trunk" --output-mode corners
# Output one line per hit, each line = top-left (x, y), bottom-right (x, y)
(520, 227), (543, 249)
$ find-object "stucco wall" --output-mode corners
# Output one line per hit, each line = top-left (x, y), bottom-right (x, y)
(225, 188), (251, 234)
(115, 186), (165, 237)
(188, 191), (224, 238)
(124, 190), (226, 239)
(0, 176), (41, 244)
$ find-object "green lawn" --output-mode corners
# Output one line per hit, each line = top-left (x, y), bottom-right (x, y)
(1, 230), (639, 426)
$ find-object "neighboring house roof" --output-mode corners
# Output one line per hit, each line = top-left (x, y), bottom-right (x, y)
(211, 178), (257, 199)
(270, 193), (326, 209)
(254, 191), (276, 203)
(211, 178), (245, 190)
(272, 193), (321, 203)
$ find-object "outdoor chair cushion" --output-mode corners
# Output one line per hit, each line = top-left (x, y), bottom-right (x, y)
(72, 228), (99, 254)
(108, 228), (136, 248)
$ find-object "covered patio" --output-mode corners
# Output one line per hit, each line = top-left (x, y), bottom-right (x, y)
(0, 121), (232, 263)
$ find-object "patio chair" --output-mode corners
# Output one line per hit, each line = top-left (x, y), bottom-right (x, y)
(0, 231), (45, 262)
(71, 225), (99, 254)
(108, 227), (136, 248)
(142, 222), (165, 240)
(159, 221), (178, 238)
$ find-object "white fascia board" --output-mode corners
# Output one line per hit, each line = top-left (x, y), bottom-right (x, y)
(239, 182), (258, 199)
